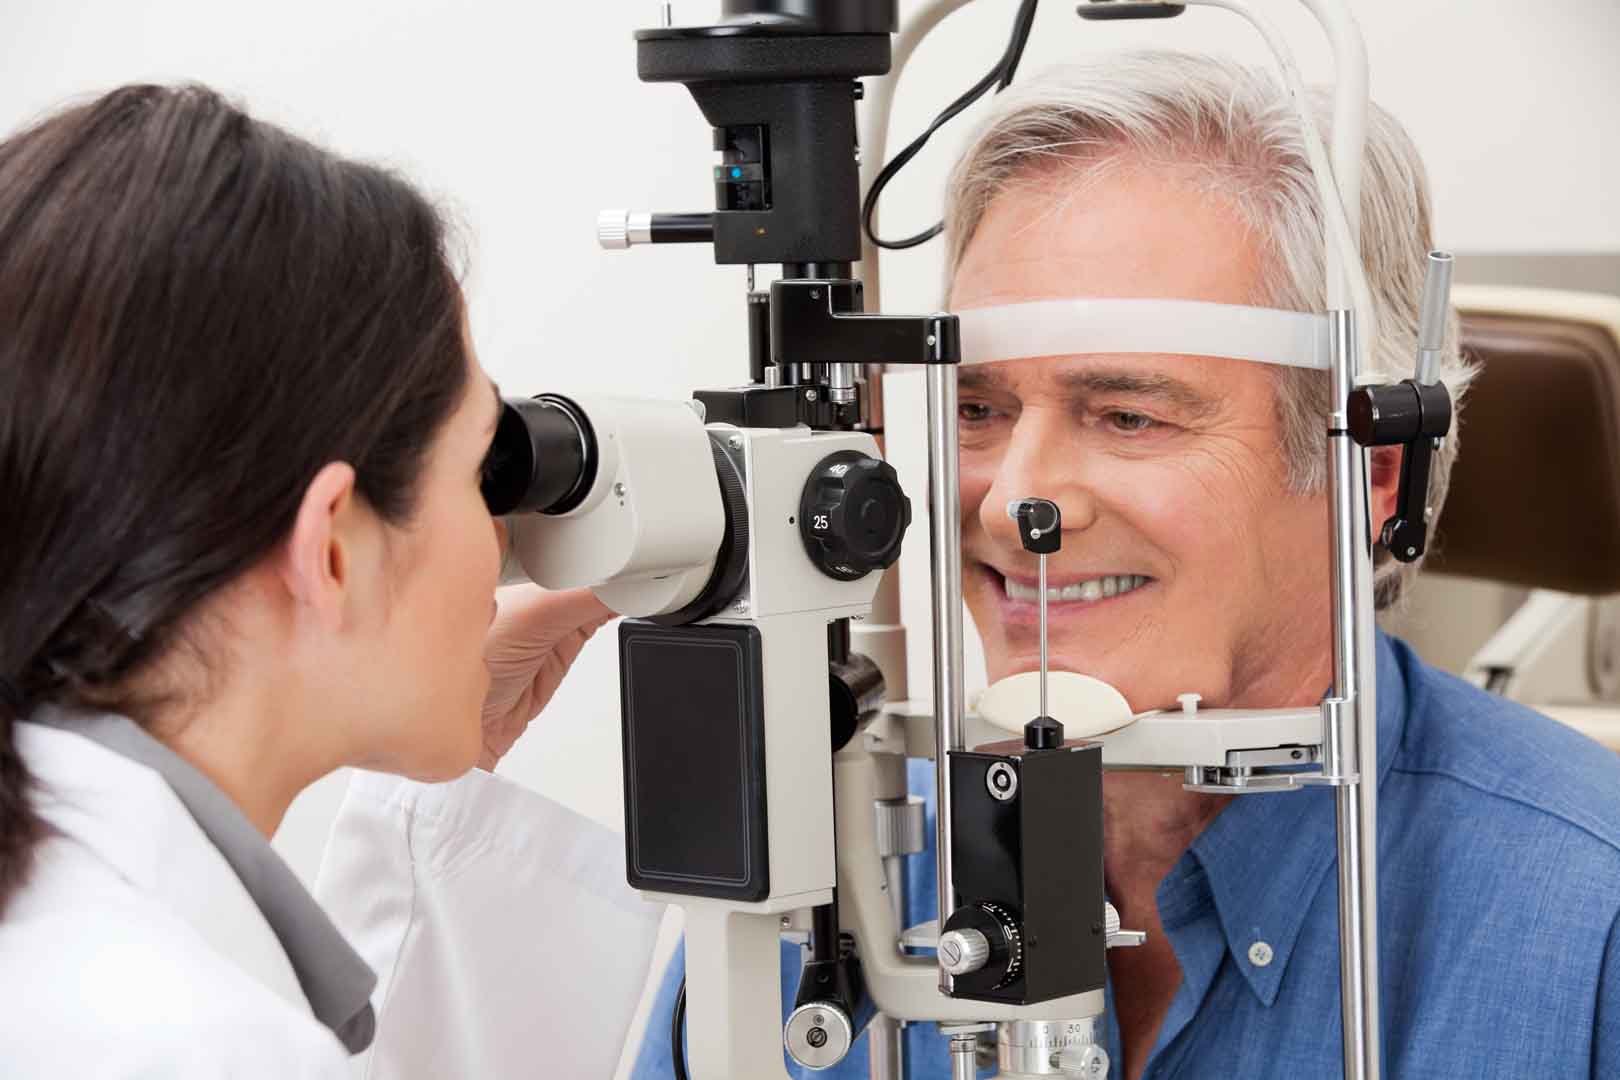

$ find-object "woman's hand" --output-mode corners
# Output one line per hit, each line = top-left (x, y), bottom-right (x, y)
(478, 585), (615, 771)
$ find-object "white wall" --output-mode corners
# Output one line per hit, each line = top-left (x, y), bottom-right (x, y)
(2, 0), (1615, 881)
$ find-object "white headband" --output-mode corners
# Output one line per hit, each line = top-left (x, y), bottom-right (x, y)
(957, 299), (1331, 370)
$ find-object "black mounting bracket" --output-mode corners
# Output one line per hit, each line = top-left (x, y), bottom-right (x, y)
(634, 12), (893, 266)
(1346, 379), (1454, 562)
(771, 279), (960, 369)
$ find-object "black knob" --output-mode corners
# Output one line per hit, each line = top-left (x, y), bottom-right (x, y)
(940, 901), (1023, 992)
(1025, 715), (1064, 750)
(799, 451), (912, 581)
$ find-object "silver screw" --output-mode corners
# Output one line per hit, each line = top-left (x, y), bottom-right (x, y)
(780, 915), (791, 928)
(613, 482), (627, 498)
(734, 598), (749, 614)
(1406, 546), (1417, 557)
(728, 433), (744, 451)
(926, 334), (937, 346)
(810, 289), (821, 300)
(804, 388), (818, 402)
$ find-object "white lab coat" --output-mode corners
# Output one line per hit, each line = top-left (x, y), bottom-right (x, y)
(0, 721), (662, 1077)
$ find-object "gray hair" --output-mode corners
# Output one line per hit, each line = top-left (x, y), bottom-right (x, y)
(942, 49), (1474, 606)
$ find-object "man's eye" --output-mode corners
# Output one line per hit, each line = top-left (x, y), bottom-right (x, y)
(959, 402), (996, 424)
(1106, 410), (1156, 433)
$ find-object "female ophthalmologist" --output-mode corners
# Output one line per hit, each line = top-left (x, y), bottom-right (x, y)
(0, 85), (659, 1075)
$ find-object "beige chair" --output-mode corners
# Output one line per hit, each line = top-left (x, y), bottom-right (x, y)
(1384, 286), (1620, 751)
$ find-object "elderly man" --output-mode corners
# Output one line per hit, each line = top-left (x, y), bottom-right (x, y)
(634, 51), (1620, 1079)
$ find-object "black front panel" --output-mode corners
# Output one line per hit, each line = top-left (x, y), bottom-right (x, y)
(620, 621), (769, 901)
(947, 745), (1106, 1005)
(1020, 747), (1106, 1002)
(950, 753), (1025, 905)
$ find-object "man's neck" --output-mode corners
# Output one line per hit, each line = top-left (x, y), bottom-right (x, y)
(1104, 773), (1230, 897)
(1101, 651), (1334, 1080)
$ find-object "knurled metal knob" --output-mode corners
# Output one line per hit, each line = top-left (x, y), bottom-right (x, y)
(1058, 1044), (1111, 1079)
(1104, 902), (1121, 938)
(938, 928), (990, 976)
(873, 796), (926, 858)
(596, 209), (631, 250)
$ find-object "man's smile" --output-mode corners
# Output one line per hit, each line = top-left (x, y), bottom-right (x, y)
(972, 563), (1158, 627)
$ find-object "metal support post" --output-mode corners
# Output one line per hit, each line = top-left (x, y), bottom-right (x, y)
(925, 363), (966, 986)
(1327, 309), (1381, 1080)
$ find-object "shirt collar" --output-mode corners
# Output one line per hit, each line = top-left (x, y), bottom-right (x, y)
(1158, 632), (1408, 1007)
(25, 706), (377, 1053)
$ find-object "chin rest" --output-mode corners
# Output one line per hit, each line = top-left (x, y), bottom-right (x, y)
(973, 671), (1135, 740)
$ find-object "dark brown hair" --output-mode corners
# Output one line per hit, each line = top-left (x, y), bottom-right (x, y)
(0, 85), (469, 912)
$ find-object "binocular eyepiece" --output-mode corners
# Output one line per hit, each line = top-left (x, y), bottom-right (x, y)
(481, 394), (598, 517)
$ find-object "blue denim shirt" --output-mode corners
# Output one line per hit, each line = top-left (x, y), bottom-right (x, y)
(632, 634), (1620, 1077)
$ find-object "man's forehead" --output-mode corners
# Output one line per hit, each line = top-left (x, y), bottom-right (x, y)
(949, 165), (1266, 311)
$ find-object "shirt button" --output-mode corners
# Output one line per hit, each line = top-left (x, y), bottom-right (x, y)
(1248, 941), (1274, 967)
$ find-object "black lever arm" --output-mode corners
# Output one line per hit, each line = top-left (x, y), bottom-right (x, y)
(1346, 379), (1453, 562)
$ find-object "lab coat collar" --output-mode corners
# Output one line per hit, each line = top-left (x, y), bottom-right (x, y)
(1163, 632), (1408, 1008)
(21, 707), (377, 1053)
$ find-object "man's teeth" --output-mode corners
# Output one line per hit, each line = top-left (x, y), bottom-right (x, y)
(1004, 574), (1149, 603)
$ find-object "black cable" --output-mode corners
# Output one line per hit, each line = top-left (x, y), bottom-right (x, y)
(671, 977), (690, 1080)
(862, 0), (1041, 251)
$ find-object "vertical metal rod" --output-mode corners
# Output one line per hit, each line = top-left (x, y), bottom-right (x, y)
(830, 361), (860, 405)
(1038, 554), (1049, 718)
(1352, 454), (1382, 1080)
(867, 1016), (903, 1080)
(949, 1035), (978, 1080)
(1327, 309), (1380, 1080)
(869, 852), (908, 1080)
(1334, 785), (1368, 1069)
(925, 364), (966, 978)
(1414, 251), (1453, 386)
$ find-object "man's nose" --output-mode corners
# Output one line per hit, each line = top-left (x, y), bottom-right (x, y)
(979, 409), (1098, 551)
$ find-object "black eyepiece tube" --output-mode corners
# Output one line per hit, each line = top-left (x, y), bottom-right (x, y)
(650, 213), (715, 244)
(747, 290), (771, 384)
(481, 394), (597, 516)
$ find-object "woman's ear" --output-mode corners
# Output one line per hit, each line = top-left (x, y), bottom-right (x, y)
(278, 462), (358, 632)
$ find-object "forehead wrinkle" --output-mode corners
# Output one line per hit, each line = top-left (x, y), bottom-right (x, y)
(957, 366), (1017, 395)
(1055, 365), (1220, 417)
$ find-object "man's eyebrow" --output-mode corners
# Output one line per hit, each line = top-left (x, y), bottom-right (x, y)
(958, 364), (1219, 417)
(1056, 369), (1219, 417)
(958, 367), (1012, 395)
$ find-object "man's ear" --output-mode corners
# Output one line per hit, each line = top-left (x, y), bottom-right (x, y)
(1368, 446), (1401, 537)
(278, 462), (359, 632)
